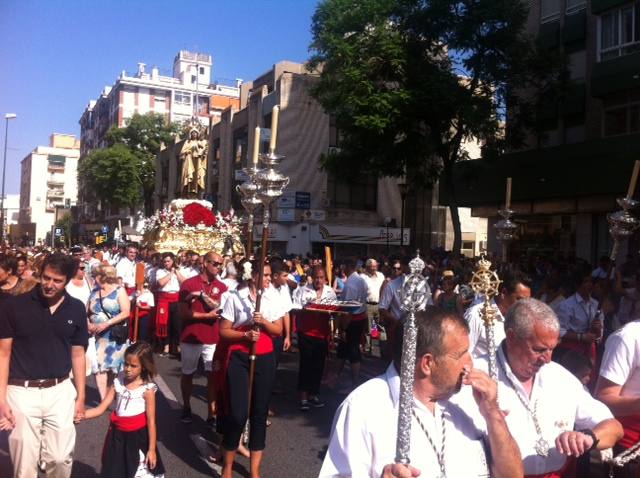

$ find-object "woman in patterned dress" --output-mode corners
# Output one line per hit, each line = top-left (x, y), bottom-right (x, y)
(89, 264), (130, 399)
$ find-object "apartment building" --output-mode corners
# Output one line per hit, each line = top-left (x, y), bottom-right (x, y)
(452, 0), (640, 262)
(77, 51), (242, 229)
(16, 134), (80, 243)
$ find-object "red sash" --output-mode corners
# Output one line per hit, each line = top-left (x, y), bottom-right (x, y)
(125, 286), (136, 297)
(617, 414), (640, 449)
(525, 457), (575, 478)
(109, 411), (147, 432)
(155, 292), (179, 338)
(350, 311), (367, 322)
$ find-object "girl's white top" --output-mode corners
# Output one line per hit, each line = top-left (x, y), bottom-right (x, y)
(113, 374), (157, 417)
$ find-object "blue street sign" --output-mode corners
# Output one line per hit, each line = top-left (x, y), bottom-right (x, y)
(101, 225), (109, 234)
(295, 191), (311, 209)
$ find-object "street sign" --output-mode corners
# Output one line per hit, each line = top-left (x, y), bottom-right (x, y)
(260, 128), (271, 142)
(101, 225), (109, 234)
(54, 228), (63, 237)
(295, 191), (311, 209)
(277, 208), (295, 222)
(277, 191), (295, 209)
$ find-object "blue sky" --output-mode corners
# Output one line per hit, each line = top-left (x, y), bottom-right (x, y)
(0, 0), (319, 195)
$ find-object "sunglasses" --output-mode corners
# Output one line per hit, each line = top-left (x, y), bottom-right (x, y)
(207, 261), (223, 267)
(392, 266), (402, 271)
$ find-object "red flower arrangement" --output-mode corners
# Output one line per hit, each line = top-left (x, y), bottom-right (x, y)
(183, 203), (217, 227)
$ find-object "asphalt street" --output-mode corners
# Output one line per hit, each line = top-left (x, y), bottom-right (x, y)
(0, 347), (389, 477)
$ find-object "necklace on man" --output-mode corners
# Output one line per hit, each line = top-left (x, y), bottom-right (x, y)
(412, 408), (447, 478)
(497, 355), (550, 457)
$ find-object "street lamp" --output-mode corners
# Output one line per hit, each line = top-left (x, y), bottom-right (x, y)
(1, 113), (17, 245)
(397, 180), (409, 248)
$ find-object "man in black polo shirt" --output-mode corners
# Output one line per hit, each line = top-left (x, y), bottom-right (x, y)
(0, 253), (88, 478)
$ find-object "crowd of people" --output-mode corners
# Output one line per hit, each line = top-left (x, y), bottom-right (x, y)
(2, 242), (640, 477)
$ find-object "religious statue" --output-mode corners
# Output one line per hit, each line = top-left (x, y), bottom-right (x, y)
(179, 127), (208, 198)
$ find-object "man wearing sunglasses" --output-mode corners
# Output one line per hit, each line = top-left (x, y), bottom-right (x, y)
(178, 251), (227, 425)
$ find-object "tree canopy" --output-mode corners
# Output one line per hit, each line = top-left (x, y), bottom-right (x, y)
(309, 0), (567, 252)
(78, 144), (143, 211)
(107, 113), (180, 214)
(79, 113), (180, 216)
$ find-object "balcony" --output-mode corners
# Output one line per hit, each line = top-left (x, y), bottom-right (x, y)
(47, 189), (65, 198)
(47, 163), (65, 172)
(47, 176), (64, 186)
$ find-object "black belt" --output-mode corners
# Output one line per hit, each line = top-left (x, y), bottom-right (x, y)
(367, 302), (378, 305)
(8, 376), (68, 388)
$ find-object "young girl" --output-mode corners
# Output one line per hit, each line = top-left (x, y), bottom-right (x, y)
(84, 342), (165, 478)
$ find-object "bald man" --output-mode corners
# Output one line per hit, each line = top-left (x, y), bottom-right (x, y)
(178, 251), (227, 424)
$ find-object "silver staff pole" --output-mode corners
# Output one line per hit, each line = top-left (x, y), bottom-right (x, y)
(395, 253), (428, 465)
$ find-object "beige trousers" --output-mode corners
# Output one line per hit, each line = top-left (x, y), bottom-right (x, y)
(7, 379), (77, 478)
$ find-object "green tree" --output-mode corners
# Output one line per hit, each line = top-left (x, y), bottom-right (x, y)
(107, 113), (180, 215)
(309, 0), (567, 253)
(78, 144), (142, 212)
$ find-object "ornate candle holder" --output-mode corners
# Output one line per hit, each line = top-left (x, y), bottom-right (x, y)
(255, 151), (290, 228)
(236, 165), (263, 257)
(494, 207), (517, 264)
(470, 256), (502, 380)
(607, 197), (640, 261)
(395, 252), (429, 466)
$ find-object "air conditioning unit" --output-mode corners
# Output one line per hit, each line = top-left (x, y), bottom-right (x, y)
(327, 146), (342, 155)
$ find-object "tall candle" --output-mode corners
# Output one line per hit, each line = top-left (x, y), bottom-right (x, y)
(269, 105), (279, 151)
(252, 126), (260, 165)
(505, 177), (512, 210)
(627, 160), (640, 199)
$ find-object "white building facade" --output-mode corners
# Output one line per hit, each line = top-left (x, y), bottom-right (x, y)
(18, 134), (80, 243)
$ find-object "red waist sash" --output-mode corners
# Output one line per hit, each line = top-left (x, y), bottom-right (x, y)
(228, 326), (274, 355)
(109, 411), (147, 432)
(155, 292), (179, 338)
(617, 414), (640, 449)
(525, 457), (575, 478)
(350, 311), (367, 322)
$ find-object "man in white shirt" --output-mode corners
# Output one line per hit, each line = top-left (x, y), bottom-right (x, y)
(465, 271), (532, 359)
(320, 307), (523, 478)
(556, 271), (603, 364)
(596, 317), (640, 468)
(115, 245), (138, 295)
(379, 256), (432, 358)
(478, 298), (622, 477)
(334, 258), (369, 390)
(360, 258), (386, 354)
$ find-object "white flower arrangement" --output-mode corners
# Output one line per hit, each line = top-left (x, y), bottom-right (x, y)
(242, 262), (253, 281)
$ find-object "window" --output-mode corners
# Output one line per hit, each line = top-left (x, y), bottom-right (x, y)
(566, 0), (586, 14)
(174, 91), (191, 105)
(199, 66), (205, 75)
(603, 97), (640, 136)
(191, 75), (197, 84)
(599, 1), (640, 61)
(607, 103), (640, 135)
(327, 173), (377, 211)
(541, 0), (561, 23)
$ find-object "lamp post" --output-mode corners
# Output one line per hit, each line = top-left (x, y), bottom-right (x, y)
(398, 180), (409, 248)
(1, 113), (17, 245)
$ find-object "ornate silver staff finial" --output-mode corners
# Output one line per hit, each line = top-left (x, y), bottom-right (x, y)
(470, 255), (501, 380)
(607, 197), (639, 261)
(395, 251), (428, 465)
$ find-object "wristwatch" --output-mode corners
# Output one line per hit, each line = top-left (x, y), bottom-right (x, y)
(578, 429), (599, 451)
